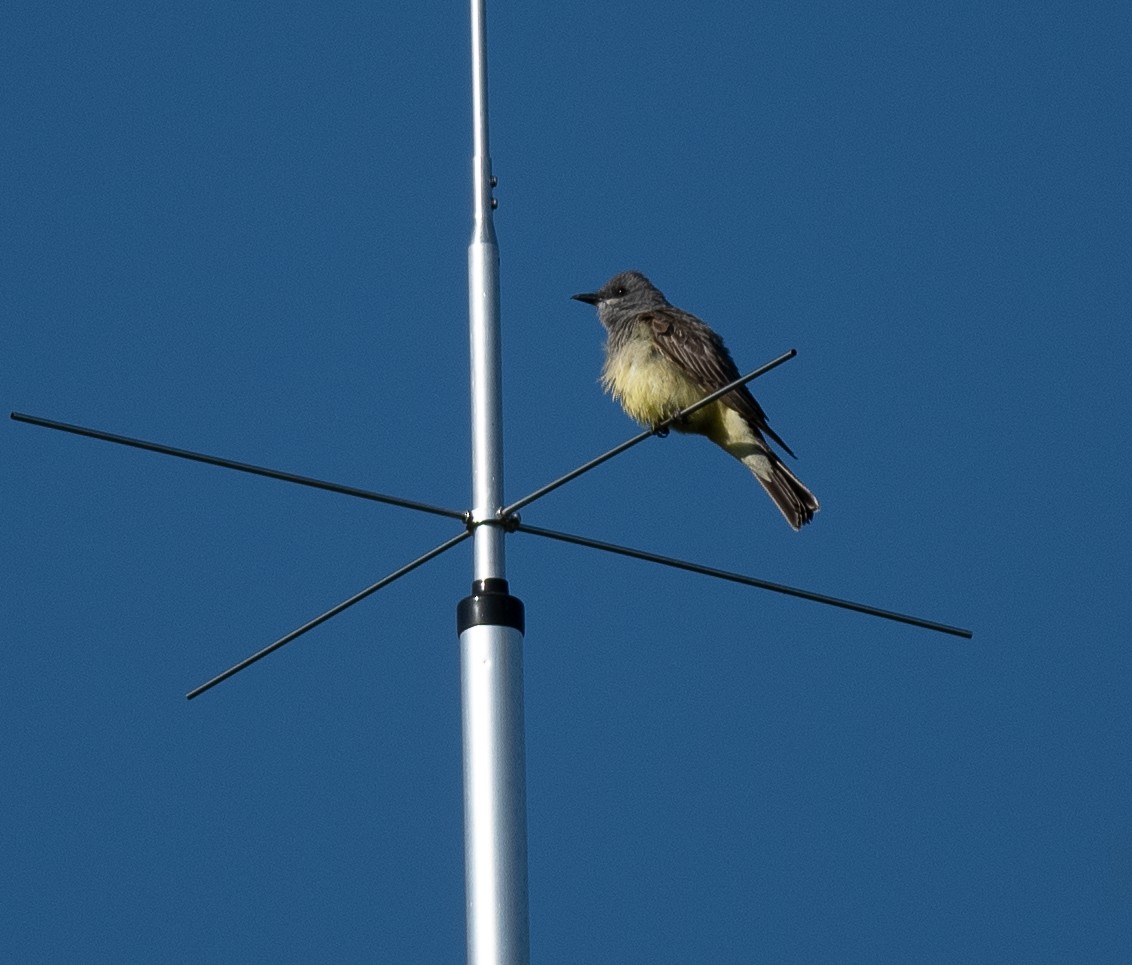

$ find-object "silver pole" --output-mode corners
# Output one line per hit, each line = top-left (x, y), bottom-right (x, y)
(459, 0), (530, 963)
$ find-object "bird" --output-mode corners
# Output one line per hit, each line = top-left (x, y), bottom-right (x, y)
(572, 270), (819, 530)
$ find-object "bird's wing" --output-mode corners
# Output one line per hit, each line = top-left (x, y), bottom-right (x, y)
(642, 308), (797, 457)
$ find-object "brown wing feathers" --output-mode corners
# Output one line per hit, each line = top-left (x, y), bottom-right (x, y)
(642, 308), (797, 458)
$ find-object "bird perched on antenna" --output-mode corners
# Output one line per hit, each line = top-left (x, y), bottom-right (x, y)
(573, 270), (819, 530)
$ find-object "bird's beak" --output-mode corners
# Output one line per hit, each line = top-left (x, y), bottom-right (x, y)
(572, 291), (600, 305)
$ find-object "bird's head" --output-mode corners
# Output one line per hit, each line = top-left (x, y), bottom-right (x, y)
(572, 270), (669, 328)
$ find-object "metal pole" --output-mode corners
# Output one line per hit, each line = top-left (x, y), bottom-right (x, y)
(459, 0), (530, 962)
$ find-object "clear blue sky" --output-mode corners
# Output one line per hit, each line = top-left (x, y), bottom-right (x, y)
(4, 2), (1129, 962)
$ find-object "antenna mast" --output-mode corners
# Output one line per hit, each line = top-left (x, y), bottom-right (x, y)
(458, 0), (530, 962)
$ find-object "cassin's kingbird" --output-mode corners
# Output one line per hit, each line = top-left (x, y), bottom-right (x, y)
(573, 270), (819, 530)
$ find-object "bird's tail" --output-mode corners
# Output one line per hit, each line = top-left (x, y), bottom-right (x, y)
(739, 448), (819, 531)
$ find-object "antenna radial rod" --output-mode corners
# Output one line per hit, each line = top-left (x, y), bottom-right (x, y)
(514, 522), (974, 639)
(9, 412), (466, 522)
(185, 530), (471, 699)
(460, 1), (530, 963)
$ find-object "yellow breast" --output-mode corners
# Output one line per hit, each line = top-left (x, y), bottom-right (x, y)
(601, 329), (712, 429)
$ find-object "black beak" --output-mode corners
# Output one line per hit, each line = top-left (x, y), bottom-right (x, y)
(572, 291), (600, 305)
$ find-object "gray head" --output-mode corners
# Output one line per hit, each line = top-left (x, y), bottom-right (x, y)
(572, 270), (670, 329)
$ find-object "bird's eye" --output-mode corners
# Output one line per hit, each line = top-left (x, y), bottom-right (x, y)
(613, 286), (626, 297)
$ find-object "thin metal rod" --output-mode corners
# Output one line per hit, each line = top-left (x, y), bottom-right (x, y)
(467, 0), (504, 577)
(185, 530), (471, 699)
(500, 349), (797, 519)
(514, 522), (973, 639)
(10, 412), (466, 523)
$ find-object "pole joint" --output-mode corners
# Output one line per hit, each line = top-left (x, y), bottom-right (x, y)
(456, 578), (525, 636)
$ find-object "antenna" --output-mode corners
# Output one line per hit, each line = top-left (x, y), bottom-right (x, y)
(458, 0), (530, 961)
(9, 0), (972, 961)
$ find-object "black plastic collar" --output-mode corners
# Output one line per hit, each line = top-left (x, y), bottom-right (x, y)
(456, 578), (525, 636)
